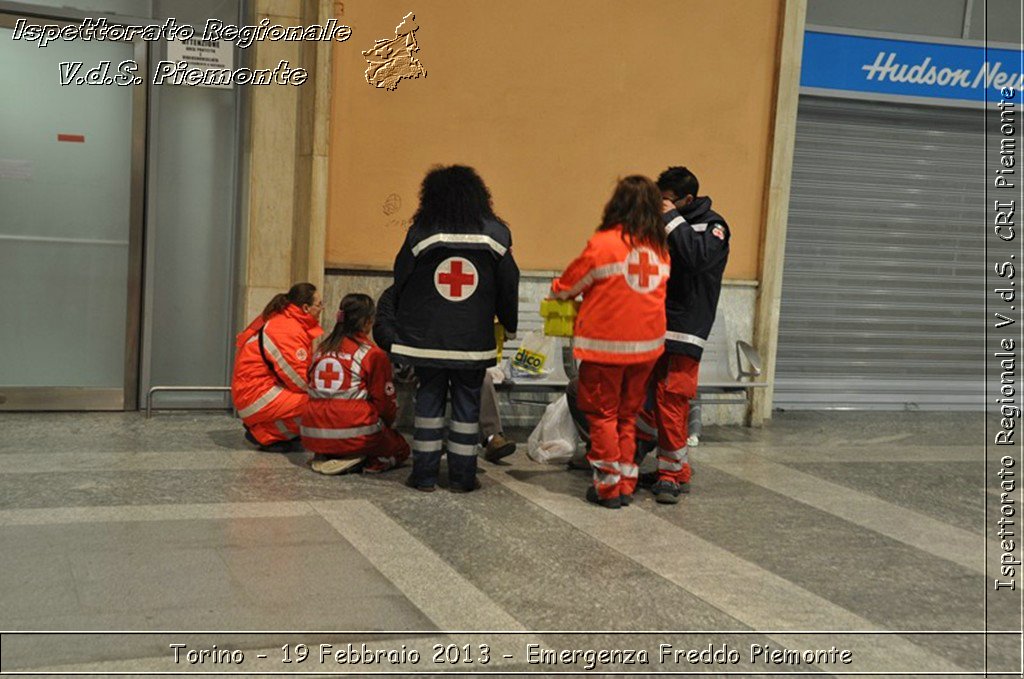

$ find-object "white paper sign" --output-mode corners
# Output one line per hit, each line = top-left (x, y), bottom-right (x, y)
(165, 37), (235, 89)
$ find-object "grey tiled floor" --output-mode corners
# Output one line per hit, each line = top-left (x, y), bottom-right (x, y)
(0, 410), (1009, 676)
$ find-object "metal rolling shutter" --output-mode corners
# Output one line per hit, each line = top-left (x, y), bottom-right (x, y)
(775, 97), (989, 410)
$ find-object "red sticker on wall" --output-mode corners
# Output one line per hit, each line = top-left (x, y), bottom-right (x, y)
(57, 134), (85, 143)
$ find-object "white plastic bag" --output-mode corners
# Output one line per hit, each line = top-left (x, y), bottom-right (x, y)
(527, 395), (579, 464)
(511, 330), (557, 377)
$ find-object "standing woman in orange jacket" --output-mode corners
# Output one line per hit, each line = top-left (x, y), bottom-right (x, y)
(551, 176), (669, 508)
(232, 283), (324, 452)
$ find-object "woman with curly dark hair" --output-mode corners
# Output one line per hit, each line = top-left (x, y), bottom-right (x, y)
(391, 165), (520, 493)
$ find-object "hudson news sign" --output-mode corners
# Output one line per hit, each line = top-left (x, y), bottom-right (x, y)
(801, 29), (1023, 106)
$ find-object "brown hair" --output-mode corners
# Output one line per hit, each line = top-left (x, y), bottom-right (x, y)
(318, 293), (376, 355)
(597, 175), (668, 252)
(261, 282), (317, 320)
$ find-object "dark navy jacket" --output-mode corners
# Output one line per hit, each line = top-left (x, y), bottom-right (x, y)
(662, 196), (730, 361)
(391, 218), (519, 369)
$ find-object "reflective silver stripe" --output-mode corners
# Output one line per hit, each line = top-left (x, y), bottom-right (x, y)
(620, 463), (639, 479)
(245, 335), (258, 345)
(237, 385), (284, 419)
(308, 386), (369, 401)
(665, 215), (686, 235)
(350, 343), (371, 391)
(593, 460), (621, 470)
(411, 233), (507, 257)
(659, 446), (690, 464)
(413, 439), (444, 452)
(262, 323), (308, 390)
(690, 222), (708, 232)
(447, 441), (478, 457)
(300, 422), (382, 439)
(593, 470), (620, 486)
(658, 459), (684, 472)
(574, 335), (665, 355)
(335, 387), (369, 400)
(392, 344), (498, 361)
(636, 419), (657, 436)
(552, 262), (626, 300)
(415, 416), (446, 429)
(449, 420), (479, 435)
(275, 420), (291, 435)
(665, 331), (706, 348)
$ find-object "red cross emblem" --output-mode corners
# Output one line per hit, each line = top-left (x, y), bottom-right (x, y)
(314, 358), (345, 392)
(624, 248), (664, 293)
(434, 257), (479, 301)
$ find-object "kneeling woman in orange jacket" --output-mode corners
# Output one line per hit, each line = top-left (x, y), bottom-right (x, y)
(302, 294), (411, 475)
(232, 283), (324, 452)
(551, 176), (669, 509)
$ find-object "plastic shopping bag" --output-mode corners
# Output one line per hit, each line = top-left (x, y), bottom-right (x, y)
(511, 330), (557, 377)
(526, 395), (579, 464)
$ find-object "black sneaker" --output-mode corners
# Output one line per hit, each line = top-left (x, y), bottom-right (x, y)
(244, 430), (260, 447)
(637, 471), (658, 488)
(585, 486), (622, 509)
(259, 438), (299, 453)
(405, 476), (436, 493)
(651, 480), (681, 505)
(679, 481), (691, 494)
(449, 478), (482, 493)
(620, 493), (634, 507)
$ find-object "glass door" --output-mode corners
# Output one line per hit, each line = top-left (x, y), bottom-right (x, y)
(0, 14), (146, 410)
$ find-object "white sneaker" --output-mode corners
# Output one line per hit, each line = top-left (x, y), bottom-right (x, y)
(687, 434), (699, 447)
(315, 456), (365, 475)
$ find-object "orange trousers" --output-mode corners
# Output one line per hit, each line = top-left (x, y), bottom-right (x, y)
(652, 353), (700, 484)
(242, 390), (305, 445)
(577, 358), (658, 499)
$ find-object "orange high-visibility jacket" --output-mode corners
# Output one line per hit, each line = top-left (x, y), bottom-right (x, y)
(231, 304), (323, 421)
(301, 334), (398, 455)
(552, 225), (668, 365)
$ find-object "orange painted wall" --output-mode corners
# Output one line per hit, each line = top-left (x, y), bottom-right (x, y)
(327, 0), (781, 280)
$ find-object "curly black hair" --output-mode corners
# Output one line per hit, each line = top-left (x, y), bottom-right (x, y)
(412, 164), (500, 233)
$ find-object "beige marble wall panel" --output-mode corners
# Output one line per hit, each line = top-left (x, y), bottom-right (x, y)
(243, 286), (284, 326)
(257, 0), (301, 20)
(243, 29), (302, 319)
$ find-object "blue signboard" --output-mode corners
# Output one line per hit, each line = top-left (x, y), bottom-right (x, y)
(801, 29), (1023, 105)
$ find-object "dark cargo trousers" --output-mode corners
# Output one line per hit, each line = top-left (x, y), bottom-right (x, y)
(409, 366), (485, 490)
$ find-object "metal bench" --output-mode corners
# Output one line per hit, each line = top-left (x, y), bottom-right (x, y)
(496, 303), (769, 419)
(693, 316), (770, 406)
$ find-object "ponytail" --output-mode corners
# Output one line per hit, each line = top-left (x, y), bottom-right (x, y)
(318, 293), (376, 355)
(262, 282), (317, 319)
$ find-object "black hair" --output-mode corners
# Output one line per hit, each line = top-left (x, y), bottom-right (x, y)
(656, 166), (700, 201)
(318, 293), (375, 355)
(262, 282), (317, 319)
(597, 175), (668, 252)
(412, 164), (499, 233)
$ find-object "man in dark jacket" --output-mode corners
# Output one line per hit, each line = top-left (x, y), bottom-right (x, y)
(650, 166), (730, 504)
(374, 285), (517, 462)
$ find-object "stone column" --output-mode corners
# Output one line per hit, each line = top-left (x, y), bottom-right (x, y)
(240, 0), (333, 323)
